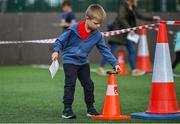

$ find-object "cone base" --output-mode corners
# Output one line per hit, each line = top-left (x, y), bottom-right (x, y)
(131, 112), (180, 120)
(148, 83), (180, 114)
(91, 114), (131, 120)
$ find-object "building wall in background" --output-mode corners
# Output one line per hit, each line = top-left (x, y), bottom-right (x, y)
(0, 12), (179, 65)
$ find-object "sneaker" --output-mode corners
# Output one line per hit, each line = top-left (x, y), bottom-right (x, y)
(131, 69), (145, 76)
(62, 108), (76, 119)
(86, 107), (100, 117)
(97, 67), (106, 76)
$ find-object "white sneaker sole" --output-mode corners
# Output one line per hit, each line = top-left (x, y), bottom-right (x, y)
(86, 113), (92, 117)
(86, 113), (100, 117)
(132, 72), (146, 76)
(62, 115), (76, 119)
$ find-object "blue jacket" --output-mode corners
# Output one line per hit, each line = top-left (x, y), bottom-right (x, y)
(53, 23), (118, 66)
(174, 31), (180, 52)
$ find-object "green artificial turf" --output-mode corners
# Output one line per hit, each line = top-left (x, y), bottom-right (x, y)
(0, 65), (180, 123)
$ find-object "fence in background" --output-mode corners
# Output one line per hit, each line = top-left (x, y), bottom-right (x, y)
(0, 0), (179, 12)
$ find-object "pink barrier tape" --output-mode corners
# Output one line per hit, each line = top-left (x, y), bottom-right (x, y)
(102, 23), (157, 37)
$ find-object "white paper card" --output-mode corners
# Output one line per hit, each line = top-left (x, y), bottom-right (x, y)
(49, 60), (59, 79)
(127, 33), (139, 44)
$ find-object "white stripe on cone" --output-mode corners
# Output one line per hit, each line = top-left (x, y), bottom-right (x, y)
(152, 43), (174, 83)
(118, 56), (124, 64)
(137, 35), (149, 56)
(106, 85), (118, 96)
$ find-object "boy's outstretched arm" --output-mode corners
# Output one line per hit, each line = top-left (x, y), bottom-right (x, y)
(96, 35), (121, 72)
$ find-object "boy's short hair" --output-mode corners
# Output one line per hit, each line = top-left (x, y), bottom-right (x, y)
(85, 4), (106, 23)
(62, 1), (72, 7)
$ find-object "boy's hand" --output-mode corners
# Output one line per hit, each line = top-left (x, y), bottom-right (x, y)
(114, 65), (121, 72)
(51, 52), (59, 61)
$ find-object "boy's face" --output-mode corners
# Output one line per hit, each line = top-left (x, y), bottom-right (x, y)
(86, 18), (101, 30)
(62, 5), (71, 12)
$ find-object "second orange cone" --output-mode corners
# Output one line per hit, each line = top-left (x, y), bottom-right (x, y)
(136, 25), (152, 73)
(91, 71), (131, 120)
(117, 50), (128, 75)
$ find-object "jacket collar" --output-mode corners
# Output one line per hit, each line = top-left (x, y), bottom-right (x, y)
(68, 22), (98, 39)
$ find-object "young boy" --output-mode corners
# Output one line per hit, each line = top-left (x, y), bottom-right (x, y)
(60, 1), (76, 30)
(52, 4), (121, 119)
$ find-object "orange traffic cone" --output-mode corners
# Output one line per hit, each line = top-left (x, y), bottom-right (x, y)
(91, 71), (131, 120)
(136, 25), (152, 73)
(131, 21), (180, 120)
(117, 50), (128, 75)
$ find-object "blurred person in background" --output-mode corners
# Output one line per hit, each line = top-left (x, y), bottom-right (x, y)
(172, 31), (180, 76)
(97, 0), (160, 76)
(60, 0), (76, 30)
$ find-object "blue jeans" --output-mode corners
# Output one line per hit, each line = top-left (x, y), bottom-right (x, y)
(99, 40), (136, 70)
(126, 40), (136, 70)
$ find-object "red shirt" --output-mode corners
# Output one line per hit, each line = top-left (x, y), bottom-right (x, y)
(78, 21), (92, 40)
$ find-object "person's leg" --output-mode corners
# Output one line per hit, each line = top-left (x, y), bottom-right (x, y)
(77, 64), (99, 116)
(172, 51), (180, 70)
(126, 40), (136, 70)
(126, 40), (145, 76)
(109, 42), (119, 56)
(99, 42), (119, 67)
(62, 64), (78, 118)
(172, 58), (179, 70)
(100, 55), (108, 68)
(78, 64), (94, 108)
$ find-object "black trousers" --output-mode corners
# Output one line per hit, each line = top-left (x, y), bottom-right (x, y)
(63, 63), (94, 109)
(172, 51), (180, 70)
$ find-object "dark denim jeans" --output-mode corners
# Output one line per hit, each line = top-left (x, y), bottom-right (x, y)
(126, 40), (136, 70)
(63, 64), (94, 109)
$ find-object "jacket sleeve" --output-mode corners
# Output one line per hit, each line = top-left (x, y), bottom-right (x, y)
(135, 8), (153, 21)
(117, 5), (131, 29)
(53, 30), (71, 53)
(96, 35), (118, 67)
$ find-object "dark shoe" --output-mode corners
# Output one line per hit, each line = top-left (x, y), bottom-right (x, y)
(87, 107), (100, 117)
(62, 108), (76, 119)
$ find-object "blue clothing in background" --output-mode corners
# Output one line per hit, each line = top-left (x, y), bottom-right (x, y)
(62, 11), (75, 23)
